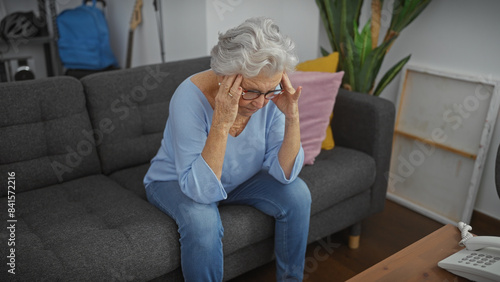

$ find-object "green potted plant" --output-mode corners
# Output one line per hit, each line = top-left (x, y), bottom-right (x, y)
(316, 0), (432, 96)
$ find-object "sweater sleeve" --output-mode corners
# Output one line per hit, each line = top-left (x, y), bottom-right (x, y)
(262, 105), (304, 183)
(168, 85), (227, 204)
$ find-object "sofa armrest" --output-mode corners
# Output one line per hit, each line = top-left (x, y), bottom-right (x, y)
(331, 88), (396, 214)
(496, 142), (500, 199)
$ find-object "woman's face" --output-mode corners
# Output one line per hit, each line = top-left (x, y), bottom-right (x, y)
(238, 72), (283, 117)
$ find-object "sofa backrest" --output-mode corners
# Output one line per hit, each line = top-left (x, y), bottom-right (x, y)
(81, 56), (212, 174)
(0, 77), (102, 196)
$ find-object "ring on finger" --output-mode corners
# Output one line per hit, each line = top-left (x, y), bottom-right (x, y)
(228, 92), (233, 97)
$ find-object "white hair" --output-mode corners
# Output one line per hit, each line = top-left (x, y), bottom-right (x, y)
(210, 17), (298, 78)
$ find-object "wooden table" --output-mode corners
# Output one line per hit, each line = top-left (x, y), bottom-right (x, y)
(347, 224), (470, 281)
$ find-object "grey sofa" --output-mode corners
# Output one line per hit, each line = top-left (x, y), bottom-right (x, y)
(0, 56), (395, 281)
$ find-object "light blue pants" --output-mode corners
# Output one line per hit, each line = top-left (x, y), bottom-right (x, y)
(145, 170), (311, 282)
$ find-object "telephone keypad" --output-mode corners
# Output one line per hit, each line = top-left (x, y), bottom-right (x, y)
(457, 253), (499, 269)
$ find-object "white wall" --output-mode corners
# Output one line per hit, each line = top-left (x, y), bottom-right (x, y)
(119, 0), (320, 66)
(351, 0), (500, 220)
(205, 0), (320, 62)
(105, 0), (208, 67)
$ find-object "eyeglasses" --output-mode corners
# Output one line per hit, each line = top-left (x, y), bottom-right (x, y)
(241, 84), (284, 100)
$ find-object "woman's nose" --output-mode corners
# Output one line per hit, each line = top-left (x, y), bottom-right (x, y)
(252, 95), (266, 108)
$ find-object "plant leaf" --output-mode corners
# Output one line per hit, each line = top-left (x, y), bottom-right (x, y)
(345, 0), (364, 39)
(316, 0), (365, 73)
(316, 0), (337, 52)
(355, 20), (372, 66)
(358, 37), (395, 93)
(340, 0), (348, 42)
(404, 1), (432, 28)
(340, 39), (356, 90)
(384, 0), (432, 43)
(373, 54), (411, 96)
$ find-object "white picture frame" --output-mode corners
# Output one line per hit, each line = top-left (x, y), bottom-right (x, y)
(386, 64), (500, 225)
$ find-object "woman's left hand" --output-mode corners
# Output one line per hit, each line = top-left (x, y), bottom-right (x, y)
(271, 72), (302, 120)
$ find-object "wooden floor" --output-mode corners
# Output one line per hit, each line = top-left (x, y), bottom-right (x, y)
(230, 199), (500, 282)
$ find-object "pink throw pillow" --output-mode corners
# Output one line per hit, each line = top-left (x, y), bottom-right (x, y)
(289, 71), (344, 165)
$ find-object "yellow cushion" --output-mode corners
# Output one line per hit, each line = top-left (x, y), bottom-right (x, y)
(321, 113), (335, 150)
(296, 52), (339, 150)
(296, 52), (339, 73)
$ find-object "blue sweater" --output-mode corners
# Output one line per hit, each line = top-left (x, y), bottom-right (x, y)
(144, 76), (304, 204)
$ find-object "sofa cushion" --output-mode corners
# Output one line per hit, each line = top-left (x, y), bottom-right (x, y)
(0, 175), (179, 281)
(109, 163), (151, 199)
(0, 77), (101, 196)
(218, 205), (274, 255)
(81, 56), (212, 175)
(110, 164), (275, 256)
(299, 146), (376, 215)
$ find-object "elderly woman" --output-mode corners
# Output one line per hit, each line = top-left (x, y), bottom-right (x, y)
(143, 17), (311, 281)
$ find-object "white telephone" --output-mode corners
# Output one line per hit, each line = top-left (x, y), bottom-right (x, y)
(438, 222), (500, 282)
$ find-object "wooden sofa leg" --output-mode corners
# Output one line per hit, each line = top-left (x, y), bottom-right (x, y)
(348, 235), (360, 249)
(348, 222), (362, 249)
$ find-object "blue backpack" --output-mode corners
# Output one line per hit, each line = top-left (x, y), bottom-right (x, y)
(56, 0), (119, 70)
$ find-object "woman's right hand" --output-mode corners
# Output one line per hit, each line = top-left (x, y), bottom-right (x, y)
(203, 74), (242, 179)
(213, 74), (243, 128)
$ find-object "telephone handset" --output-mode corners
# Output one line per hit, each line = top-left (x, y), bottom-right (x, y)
(438, 222), (500, 282)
